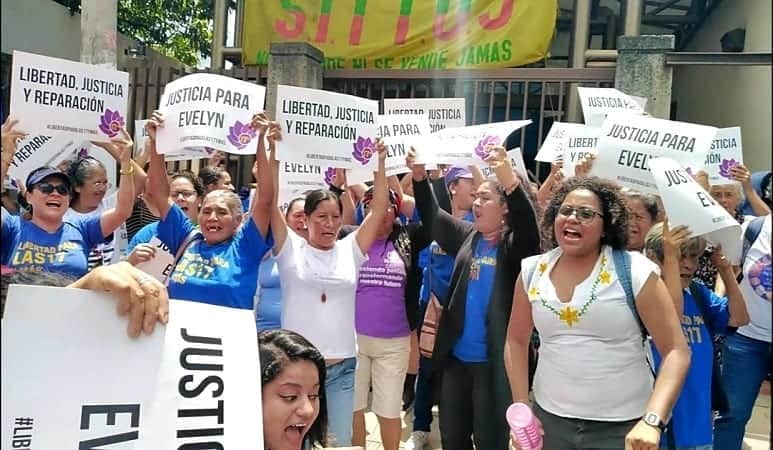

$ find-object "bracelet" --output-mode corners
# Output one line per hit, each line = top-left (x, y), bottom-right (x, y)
(120, 164), (135, 175)
(328, 184), (344, 196)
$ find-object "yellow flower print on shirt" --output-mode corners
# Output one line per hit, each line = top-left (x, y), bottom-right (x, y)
(528, 286), (540, 300)
(559, 306), (580, 327)
(599, 269), (612, 285)
(538, 262), (548, 274)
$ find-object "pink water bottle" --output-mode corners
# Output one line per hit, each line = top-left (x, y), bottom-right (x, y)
(506, 403), (542, 450)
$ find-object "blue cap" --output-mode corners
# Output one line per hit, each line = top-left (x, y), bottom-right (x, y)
(25, 166), (71, 191)
(444, 166), (473, 186)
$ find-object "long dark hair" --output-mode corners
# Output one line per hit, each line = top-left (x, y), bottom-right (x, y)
(303, 189), (342, 215)
(258, 329), (327, 447)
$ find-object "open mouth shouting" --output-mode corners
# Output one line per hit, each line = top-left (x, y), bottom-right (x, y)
(283, 423), (309, 446)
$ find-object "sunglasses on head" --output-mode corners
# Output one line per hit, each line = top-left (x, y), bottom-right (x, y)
(558, 205), (603, 223)
(35, 182), (70, 195)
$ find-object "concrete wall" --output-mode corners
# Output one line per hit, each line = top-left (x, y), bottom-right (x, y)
(672, 0), (772, 172)
(1, 0), (187, 72)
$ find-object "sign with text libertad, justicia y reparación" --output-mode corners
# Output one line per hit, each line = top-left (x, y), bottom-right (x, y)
(241, 0), (557, 69)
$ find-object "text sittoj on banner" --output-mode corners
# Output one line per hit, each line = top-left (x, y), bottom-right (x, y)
(10, 51), (129, 142)
(348, 113), (432, 184)
(576, 87), (647, 128)
(156, 73), (266, 156)
(242, 0), (556, 69)
(590, 114), (716, 195)
(1, 286), (263, 450)
(703, 127), (743, 186)
(383, 98), (466, 132)
(429, 120), (532, 166)
(649, 157), (742, 264)
(275, 85), (379, 170)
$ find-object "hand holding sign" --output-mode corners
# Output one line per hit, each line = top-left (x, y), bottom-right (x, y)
(91, 125), (133, 165)
(145, 110), (165, 142)
(406, 146), (426, 181)
(128, 243), (156, 265)
(1, 118), (26, 180)
(662, 218), (693, 256)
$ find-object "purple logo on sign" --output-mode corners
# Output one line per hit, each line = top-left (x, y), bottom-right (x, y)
(718, 158), (740, 179)
(352, 136), (375, 166)
(748, 255), (771, 303)
(475, 135), (501, 159)
(227, 121), (257, 149)
(98, 109), (124, 137)
(78, 147), (90, 158)
(324, 167), (336, 185)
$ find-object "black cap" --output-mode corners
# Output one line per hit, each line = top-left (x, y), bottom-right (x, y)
(25, 166), (71, 192)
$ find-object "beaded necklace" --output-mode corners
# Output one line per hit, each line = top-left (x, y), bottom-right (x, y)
(528, 253), (613, 327)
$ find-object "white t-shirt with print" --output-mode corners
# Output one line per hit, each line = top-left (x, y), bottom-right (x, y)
(276, 229), (368, 359)
(522, 245), (660, 421)
(737, 214), (771, 343)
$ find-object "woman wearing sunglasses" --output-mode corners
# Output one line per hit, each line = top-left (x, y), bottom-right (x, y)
(1, 118), (136, 278)
(505, 176), (690, 450)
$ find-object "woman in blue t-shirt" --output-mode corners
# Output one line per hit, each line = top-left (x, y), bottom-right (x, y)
(1, 118), (136, 278)
(143, 111), (273, 310)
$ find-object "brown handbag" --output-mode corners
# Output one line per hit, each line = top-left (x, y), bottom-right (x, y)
(419, 293), (443, 358)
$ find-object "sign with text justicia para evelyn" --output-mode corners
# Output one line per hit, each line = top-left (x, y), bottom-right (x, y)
(156, 73), (266, 156)
(275, 85), (379, 170)
(278, 161), (334, 209)
(383, 98), (466, 133)
(10, 51), (129, 142)
(703, 127), (743, 186)
(590, 114), (716, 195)
(1, 286), (263, 450)
(429, 120), (532, 166)
(649, 157), (742, 264)
(242, 0), (556, 69)
(136, 119), (213, 161)
(577, 87), (647, 128)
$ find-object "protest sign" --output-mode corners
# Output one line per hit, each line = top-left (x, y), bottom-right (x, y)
(10, 51), (129, 142)
(577, 87), (647, 128)
(135, 237), (175, 282)
(134, 119), (212, 161)
(348, 114), (432, 184)
(383, 98), (466, 133)
(590, 114), (715, 195)
(133, 120), (150, 158)
(156, 73), (266, 156)
(1, 286), (262, 449)
(480, 148), (530, 183)
(430, 120), (532, 166)
(278, 161), (332, 209)
(535, 122), (584, 163)
(703, 127), (743, 186)
(649, 157), (742, 264)
(561, 127), (601, 176)
(275, 85), (379, 170)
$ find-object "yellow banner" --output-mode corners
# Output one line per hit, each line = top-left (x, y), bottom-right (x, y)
(242, 0), (557, 69)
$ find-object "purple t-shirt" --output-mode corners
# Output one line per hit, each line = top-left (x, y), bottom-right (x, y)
(355, 238), (410, 338)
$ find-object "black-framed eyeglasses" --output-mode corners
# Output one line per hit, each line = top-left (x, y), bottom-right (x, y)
(558, 205), (603, 223)
(35, 182), (70, 195)
(170, 190), (197, 199)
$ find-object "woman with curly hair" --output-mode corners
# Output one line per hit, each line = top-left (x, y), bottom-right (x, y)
(504, 176), (690, 450)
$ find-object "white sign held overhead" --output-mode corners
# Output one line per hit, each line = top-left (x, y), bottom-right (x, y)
(10, 51), (130, 142)
(1, 286), (263, 449)
(348, 114), (431, 184)
(577, 87), (647, 128)
(6, 134), (78, 181)
(430, 120), (532, 166)
(480, 148), (530, 183)
(133, 120), (151, 158)
(156, 73), (266, 156)
(649, 157), (742, 264)
(275, 85), (379, 170)
(278, 161), (333, 209)
(383, 98), (466, 132)
(703, 127), (743, 186)
(535, 122), (586, 163)
(562, 126), (601, 176)
(590, 115), (716, 194)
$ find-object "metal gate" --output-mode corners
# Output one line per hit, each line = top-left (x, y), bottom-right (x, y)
(128, 66), (616, 185)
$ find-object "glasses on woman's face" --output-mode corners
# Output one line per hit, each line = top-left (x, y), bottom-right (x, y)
(170, 190), (197, 199)
(558, 204), (603, 223)
(35, 182), (70, 195)
(89, 180), (111, 189)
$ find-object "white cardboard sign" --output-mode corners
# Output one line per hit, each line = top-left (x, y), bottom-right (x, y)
(133, 119), (150, 159)
(276, 85), (379, 170)
(703, 127), (743, 186)
(535, 122), (586, 163)
(10, 51), (129, 142)
(348, 114), (432, 184)
(156, 73), (266, 156)
(649, 157), (742, 264)
(430, 120), (532, 166)
(577, 87), (647, 127)
(6, 134), (79, 181)
(383, 98), (466, 133)
(590, 115), (716, 194)
(562, 126), (601, 176)
(135, 236), (175, 282)
(278, 161), (333, 209)
(480, 148), (530, 183)
(1, 286), (263, 449)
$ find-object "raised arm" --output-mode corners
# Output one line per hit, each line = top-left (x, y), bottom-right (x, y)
(733, 164), (772, 216)
(91, 134), (148, 195)
(537, 161), (563, 209)
(711, 244), (749, 327)
(658, 220), (690, 313)
(388, 175), (415, 219)
(1, 118), (27, 226)
(268, 125), (288, 255)
(354, 139), (388, 254)
(250, 113), (274, 238)
(143, 112), (172, 220)
(98, 127), (136, 238)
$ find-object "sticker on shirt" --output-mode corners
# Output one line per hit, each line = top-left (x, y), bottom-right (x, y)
(748, 254), (771, 302)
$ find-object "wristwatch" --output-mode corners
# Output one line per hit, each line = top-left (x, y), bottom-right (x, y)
(642, 411), (667, 431)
